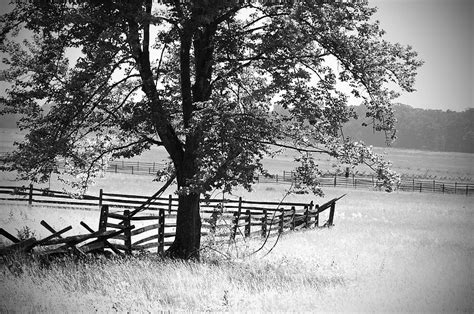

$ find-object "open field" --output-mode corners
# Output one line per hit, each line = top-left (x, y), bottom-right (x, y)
(1, 127), (473, 181)
(0, 184), (472, 312)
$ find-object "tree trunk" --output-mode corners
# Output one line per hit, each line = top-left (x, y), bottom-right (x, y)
(165, 192), (202, 260)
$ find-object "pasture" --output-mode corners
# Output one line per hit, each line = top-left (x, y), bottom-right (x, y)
(0, 127), (473, 311)
(1, 127), (473, 182)
(0, 182), (472, 312)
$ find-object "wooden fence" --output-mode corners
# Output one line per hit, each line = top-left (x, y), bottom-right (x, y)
(98, 194), (341, 253)
(0, 185), (341, 254)
(264, 171), (473, 196)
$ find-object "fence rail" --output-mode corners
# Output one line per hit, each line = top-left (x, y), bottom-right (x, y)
(1, 154), (471, 195)
(264, 171), (473, 196)
(0, 184), (341, 254)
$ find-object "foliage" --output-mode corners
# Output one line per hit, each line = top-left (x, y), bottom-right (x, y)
(0, 0), (422, 257)
(15, 225), (37, 241)
(0, 0), (421, 196)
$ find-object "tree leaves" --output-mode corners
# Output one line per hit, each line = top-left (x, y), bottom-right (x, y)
(0, 0), (422, 195)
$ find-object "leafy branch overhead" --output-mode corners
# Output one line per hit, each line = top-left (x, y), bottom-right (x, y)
(0, 0), (422, 195)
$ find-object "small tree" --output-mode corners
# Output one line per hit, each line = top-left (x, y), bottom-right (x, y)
(0, 0), (422, 259)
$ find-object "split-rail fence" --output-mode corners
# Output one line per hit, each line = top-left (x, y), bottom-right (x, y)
(0, 185), (341, 254)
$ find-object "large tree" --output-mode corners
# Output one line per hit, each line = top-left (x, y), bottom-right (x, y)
(0, 0), (422, 259)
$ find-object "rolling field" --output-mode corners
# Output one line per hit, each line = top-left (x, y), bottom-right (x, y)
(0, 183), (472, 312)
(0, 127), (473, 312)
(1, 127), (473, 182)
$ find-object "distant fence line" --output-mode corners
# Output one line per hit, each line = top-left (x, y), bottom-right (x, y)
(0, 185), (341, 253)
(0, 154), (472, 196)
(273, 171), (473, 196)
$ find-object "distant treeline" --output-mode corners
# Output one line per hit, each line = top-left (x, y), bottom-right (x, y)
(342, 104), (474, 153)
(2, 103), (473, 153)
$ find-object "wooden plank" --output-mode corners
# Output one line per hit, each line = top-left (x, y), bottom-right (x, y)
(0, 238), (37, 256)
(130, 223), (160, 236)
(79, 240), (106, 253)
(129, 215), (161, 221)
(80, 221), (123, 256)
(133, 234), (160, 246)
(80, 225), (134, 253)
(98, 205), (109, 231)
(133, 242), (160, 250)
(106, 222), (127, 230)
(39, 230), (114, 245)
(34, 226), (72, 246)
(0, 228), (20, 243)
(123, 210), (132, 254)
(158, 208), (165, 255)
(106, 212), (127, 220)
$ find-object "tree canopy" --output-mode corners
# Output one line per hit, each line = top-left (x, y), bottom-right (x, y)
(0, 0), (422, 258)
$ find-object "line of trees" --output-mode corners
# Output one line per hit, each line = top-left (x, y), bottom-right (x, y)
(3, 104), (472, 154)
(344, 104), (474, 153)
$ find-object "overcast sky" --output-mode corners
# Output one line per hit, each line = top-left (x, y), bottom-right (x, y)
(1, 0), (472, 112)
(369, 0), (473, 111)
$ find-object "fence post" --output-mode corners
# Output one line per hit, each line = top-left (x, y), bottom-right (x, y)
(123, 209), (132, 255)
(245, 209), (251, 237)
(158, 208), (165, 255)
(231, 197), (242, 240)
(314, 204), (319, 227)
(168, 194), (173, 214)
(412, 178), (415, 192)
(419, 182), (422, 193)
(137, 161), (139, 171)
(98, 205), (109, 232)
(98, 188), (103, 210)
(28, 183), (33, 205)
(433, 180), (435, 192)
(279, 208), (285, 233)
(442, 183), (445, 194)
(304, 205), (310, 228)
(131, 166), (134, 175)
(276, 174), (278, 183)
(290, 206), (296, 231)
(261, 209), (267, 237)
(328, 202), (336, 226)
(334, 174), (337, 187)
(454, 182), (457, 194)
(115, 164), (117, 173)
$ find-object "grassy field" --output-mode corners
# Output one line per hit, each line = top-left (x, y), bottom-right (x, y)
(0, 184), (472, 312)
(1, 127), (473, 312)
(1, 127), (473, 181)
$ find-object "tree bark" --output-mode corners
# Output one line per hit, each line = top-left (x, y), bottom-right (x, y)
(165, 192), (202, 260)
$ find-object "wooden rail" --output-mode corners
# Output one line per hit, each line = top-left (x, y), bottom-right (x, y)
(0, 184), (344, 255)
(97, 194), (343, 254)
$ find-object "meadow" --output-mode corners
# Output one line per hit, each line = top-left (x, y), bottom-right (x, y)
(0, 127), (473, 312)
(0, 180), (472, 312)
(1, 127), (473, 182)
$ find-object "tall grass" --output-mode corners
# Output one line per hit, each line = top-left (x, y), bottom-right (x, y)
(1, 188), (472, 312)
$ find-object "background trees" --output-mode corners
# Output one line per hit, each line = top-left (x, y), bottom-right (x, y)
(0, 0), (422, 259)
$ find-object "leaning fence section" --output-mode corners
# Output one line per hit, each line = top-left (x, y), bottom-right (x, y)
(98, 194), (341, 254)
(0, 185), (342, 255)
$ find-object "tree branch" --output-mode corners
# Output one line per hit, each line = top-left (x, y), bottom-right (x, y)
(234, 136), (333, 155)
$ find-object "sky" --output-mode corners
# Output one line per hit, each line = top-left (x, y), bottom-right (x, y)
(0, 0), (472, 112)
(369, 0), (473, 111)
